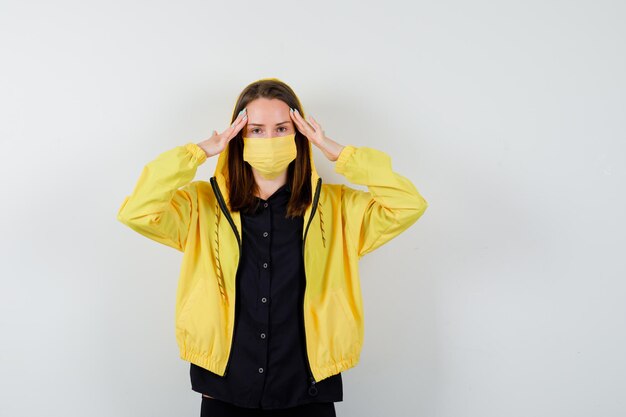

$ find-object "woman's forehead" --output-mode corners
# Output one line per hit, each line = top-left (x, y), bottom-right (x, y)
(246, 98), (289, 118)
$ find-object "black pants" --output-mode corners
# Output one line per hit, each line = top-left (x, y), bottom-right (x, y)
(200, 396), (337, 417)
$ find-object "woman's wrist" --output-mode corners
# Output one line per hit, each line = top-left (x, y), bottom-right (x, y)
(321, 137), (345, 162)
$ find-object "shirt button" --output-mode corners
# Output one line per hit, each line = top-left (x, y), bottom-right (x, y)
(263, 262), (268, 268)
(261, 297), (267, 303)
(258, 367), (264, 373)
(263, 202), (268, 208)
(263, 232), (268, 237)
(260, 333), (266, 339)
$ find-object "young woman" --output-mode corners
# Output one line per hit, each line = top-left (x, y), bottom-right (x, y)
(117, 78), (428, 416)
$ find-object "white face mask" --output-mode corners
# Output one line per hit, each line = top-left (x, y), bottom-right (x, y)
(242, 133), (297, 179)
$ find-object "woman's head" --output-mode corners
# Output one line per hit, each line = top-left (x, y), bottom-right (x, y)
(227, 78), (312, 217)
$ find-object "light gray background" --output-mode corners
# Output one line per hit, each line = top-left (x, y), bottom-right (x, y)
(1, 1), (624, 416)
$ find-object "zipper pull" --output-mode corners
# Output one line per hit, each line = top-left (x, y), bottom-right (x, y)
(308, 376), (318, 396)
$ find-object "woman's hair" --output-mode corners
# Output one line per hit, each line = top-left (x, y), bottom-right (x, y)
(226, 78), (312, 218)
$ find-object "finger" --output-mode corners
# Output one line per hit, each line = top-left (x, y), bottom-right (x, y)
(289, 109), (306, 133)
(230, 110), (247, 129)
(232, 111), (248, 129)
(306, 115), (318, 133)
(298, 111), (316, 133)
(229, 112), (248, 139)
(222, 110), (247, 138)
(309, 116), (325, 137)
(292, 109), (315, 135)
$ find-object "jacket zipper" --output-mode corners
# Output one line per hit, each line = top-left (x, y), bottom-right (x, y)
(209, 177), (242, 378)
(209, 176), (323, 391)
(302, 177), (323, 395)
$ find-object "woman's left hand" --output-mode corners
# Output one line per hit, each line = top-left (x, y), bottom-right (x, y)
(290, 108), (345, 162)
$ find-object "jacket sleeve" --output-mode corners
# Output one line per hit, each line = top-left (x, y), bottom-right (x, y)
(116, 142), (208, 252)
(334, 145), (428, 258)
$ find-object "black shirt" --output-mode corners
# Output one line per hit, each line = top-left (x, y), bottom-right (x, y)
(190, 182), (343, 409)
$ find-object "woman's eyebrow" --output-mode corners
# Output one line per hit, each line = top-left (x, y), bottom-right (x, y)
(247, 121), (291, 127)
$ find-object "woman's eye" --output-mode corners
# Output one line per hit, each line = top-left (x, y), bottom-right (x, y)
(251, 127), (287, 134)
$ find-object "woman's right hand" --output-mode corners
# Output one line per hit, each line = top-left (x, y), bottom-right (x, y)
(197, 108), (248, 158)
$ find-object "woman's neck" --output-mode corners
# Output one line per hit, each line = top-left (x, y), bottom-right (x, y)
(252, 169), (288, 200)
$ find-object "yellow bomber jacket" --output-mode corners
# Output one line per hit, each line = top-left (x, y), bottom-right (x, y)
(117, 138), (428, 383)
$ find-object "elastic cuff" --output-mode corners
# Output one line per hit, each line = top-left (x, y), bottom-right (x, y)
(184, 142), (208, 165)
(334, 145), (356, 173)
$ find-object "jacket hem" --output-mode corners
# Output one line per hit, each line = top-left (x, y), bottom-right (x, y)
(311, 347), (361, 382)
(180, 343), (361, 383)
(179, 345), (226, 377)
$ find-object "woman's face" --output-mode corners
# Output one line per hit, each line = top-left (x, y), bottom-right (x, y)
(243, 98), (296, 138)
